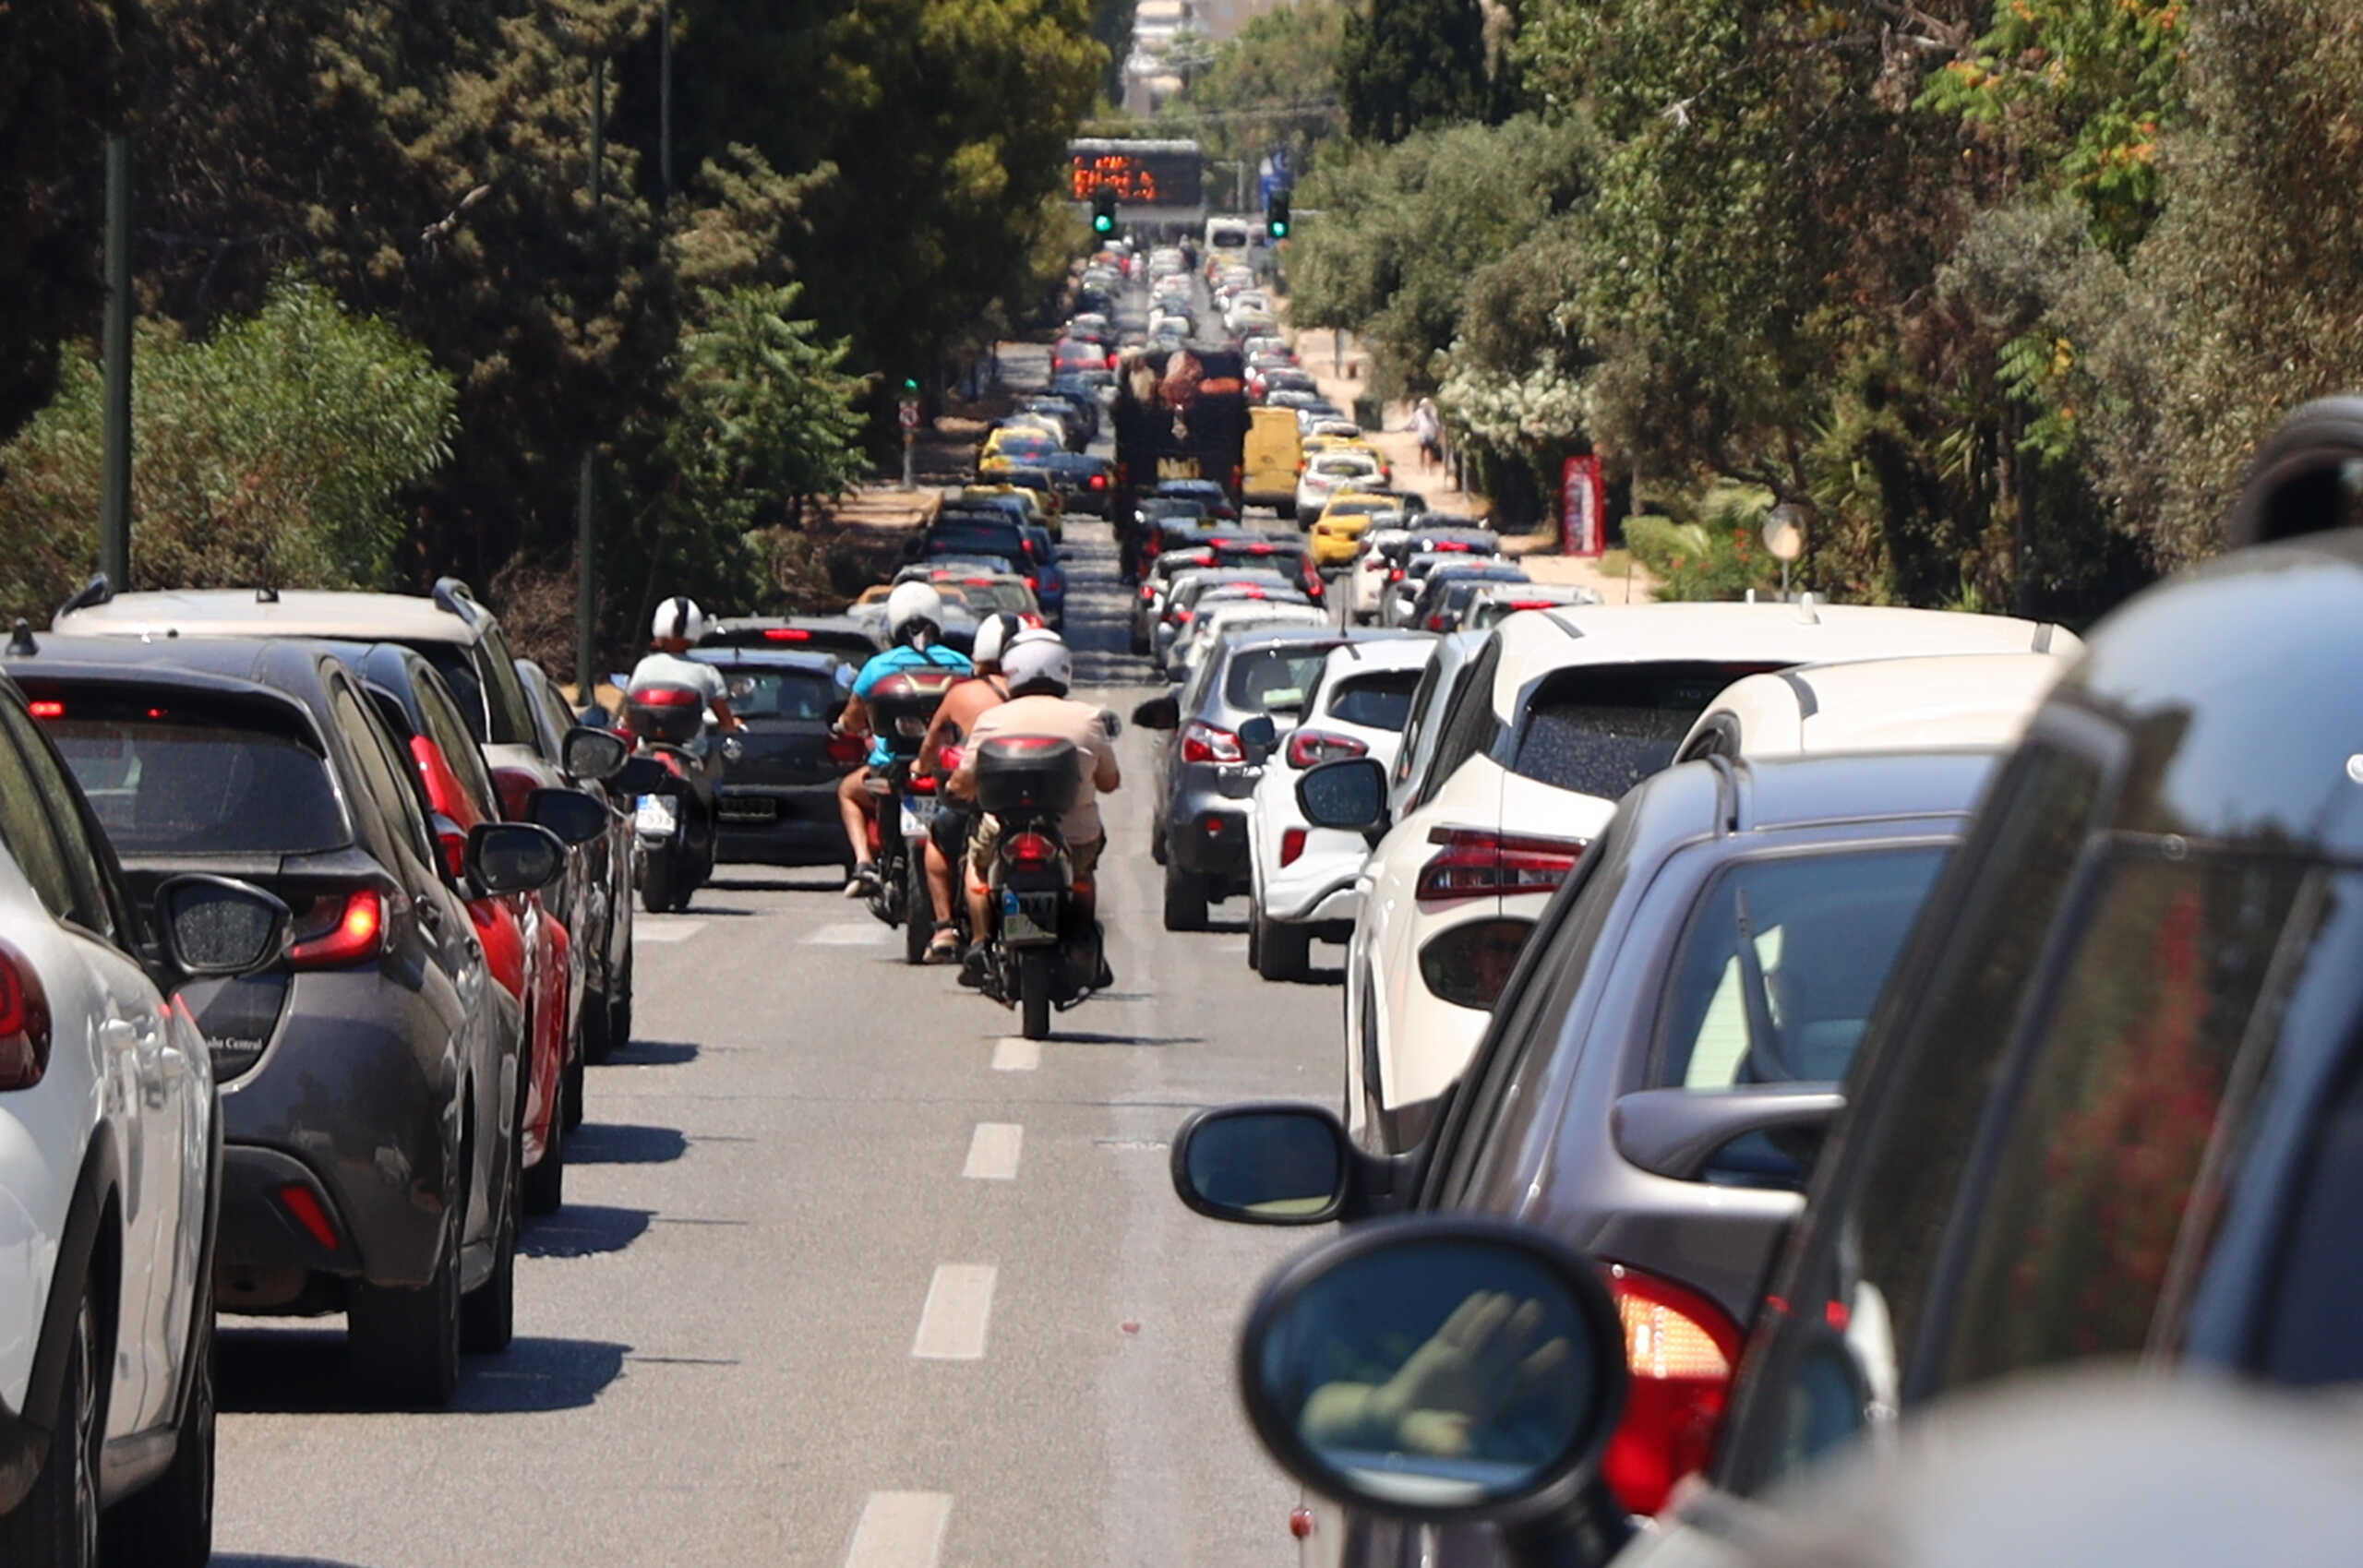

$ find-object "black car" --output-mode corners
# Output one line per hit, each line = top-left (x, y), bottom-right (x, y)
(690, 648), (861, 873)
(8, 635), (562, 1406)
(1406, 563), (1532, 632)
(702, 616), (885, 664)
(1034, 450), (1116, 516)
(516, 658), (637, 1061)
(1155, 477), (1239, 522)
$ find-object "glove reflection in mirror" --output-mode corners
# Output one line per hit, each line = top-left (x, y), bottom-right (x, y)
(1301, 1291), (1578, 1461)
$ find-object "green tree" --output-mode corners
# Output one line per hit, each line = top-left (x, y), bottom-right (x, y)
(1163, 0), (1349, 182)
(1338, 0), (1512, 143)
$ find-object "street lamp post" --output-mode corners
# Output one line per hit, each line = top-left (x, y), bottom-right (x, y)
(99, 135), (133, 588)
(576, 54), (606, 696)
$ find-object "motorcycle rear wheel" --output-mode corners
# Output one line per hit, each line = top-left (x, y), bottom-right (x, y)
(1019, 951), (1052, 1040)
(641, 854), (675, 916)
(903, 846), (933, 965)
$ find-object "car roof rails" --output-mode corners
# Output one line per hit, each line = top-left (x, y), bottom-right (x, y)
(56, 572), (112, 619)
(2226, 394), (2363, 549)
(431, 576), (484, 623)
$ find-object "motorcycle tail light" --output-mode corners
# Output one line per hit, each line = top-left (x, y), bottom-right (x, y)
(826, 732), (866, 768)
(1285, 730), (1368, 770)
(288, 889), (386, 969)
(1179, 721), (1243, 765)
(1602, 1263), (1743, 1514)
(0, 940), (54, 1090)
(635, 687), (701, 706)
(908, 774), (938, 795)
(1388, 568), (1405, 581)
(1414, 828), (1585, 903)
(1278, 827), (1308, 868)
(1006, 831), (1059, 868)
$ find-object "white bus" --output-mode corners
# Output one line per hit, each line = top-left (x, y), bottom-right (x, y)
(1204, 216), (1255, 257)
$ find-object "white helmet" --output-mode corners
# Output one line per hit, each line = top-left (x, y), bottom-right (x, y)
(652, 596), (706, 642)
(972, 612), (1024, 668)
(885, 581), (945, 644)
(1002, 630), (1073, 695)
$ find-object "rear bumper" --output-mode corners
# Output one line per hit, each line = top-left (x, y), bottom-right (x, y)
(1269, 876), (1361, 926)
(715, 784), (847, 867)
(1166, 788), (1252, 880)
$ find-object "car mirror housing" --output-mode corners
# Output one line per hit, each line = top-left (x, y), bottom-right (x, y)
(1132, 693), (1182, 731)
(1236, 1216), (1633, 1563)
(1237, 713), (1277, 762)
(154, 875), (292, 978)
(562, 724), (630, 782)
(466, 822), (565, 894)
(1171, 1103), (1353, 1225)
(1298, 757), (1387, 832)
(1610, 1085), (1843, 1189)
(526, 786), (612, 847)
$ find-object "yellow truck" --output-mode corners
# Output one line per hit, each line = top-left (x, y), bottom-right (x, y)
(1241, 406), (1303, 519)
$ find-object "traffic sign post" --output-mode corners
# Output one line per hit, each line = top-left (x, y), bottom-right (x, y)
(898, 394), (921, 491)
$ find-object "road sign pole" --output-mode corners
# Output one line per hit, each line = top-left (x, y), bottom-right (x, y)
(902, 432), (915, 491)
(99, 135), (133, 589)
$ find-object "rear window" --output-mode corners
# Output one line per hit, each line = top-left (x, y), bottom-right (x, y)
(717, 667), (842, 722)
(1512, 661), (1783, 799)
(44, 694), (347, 856)
(1325, 670), (1421, 731)
(1225, 645), (1337, 712)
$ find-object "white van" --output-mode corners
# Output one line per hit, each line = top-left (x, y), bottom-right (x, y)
(1204, 217), (1254, 257)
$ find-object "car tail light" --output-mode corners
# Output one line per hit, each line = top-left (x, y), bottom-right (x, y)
(1179, 720), (1243, 764)
(1026, 576), (1040, 590)
(1602, 1263), (1743, 1514)
(636, 687), (701, 706)
(1006, 831), (1059, 868)
(492, 767), (538, 822)
(1278, 827), (1308, 868)
(1388, 568), (1405, 581)
(1426, 614), (1448, 630)
(1140, 584), (1157, 601)
(1171, 610), (1194, 624)
(1285, 729), (1367, 769)
(762, 627), (812, 642)
(25, 700), (64, 719)
(1506, 599), (1560, 611)
(0, 940), (54, 1090)
(1434, 540), (1470, 552)
(288, 889), (386, 968)
(1414, 828), (1585, 903)
(1090, 474), (1108, 490)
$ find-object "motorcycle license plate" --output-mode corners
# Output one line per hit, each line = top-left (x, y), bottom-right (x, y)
(635, 794), (678, 835)
(1000, 889), (1062, 946)
(899, 795), (939, 836)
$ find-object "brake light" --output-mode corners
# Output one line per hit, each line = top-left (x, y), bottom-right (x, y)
(1506, 599), (1559, 611)
(0, 940), (54, 1090)
(1026, 576), (1039, 590)
(1140, 584), (1157, 602)
(1172, 610), (1194, 624)
(1414, 828), (1585, 903)
(1179, 720), (1243, 764)
(1007, 831), (1059, 868)
(636, 687), (701, 706)
(1602, 1263), (1743, 1514)
(1434, 541), (1470, 552)
(1285, 730), (1368, 770)
(762, 628), (812, 642)
(908, 773), (939, 795)
(492, 767), (538, 822)
(826, 732), (867, 768)
(1246, 543), (1274, 555)
(1426, 614), (1447, 630)
(1388, 568), (1405, 581)
(25, 700), (63, 719)
(1278, 827), (1308, 868)
(1090, 474), (1108, 490)
(288, 889), (386, 968)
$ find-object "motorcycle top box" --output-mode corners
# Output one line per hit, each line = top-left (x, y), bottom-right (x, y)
(866, 669), (962, 758)
(625, 682), (707, 745)
(975, 736), (1081, 816)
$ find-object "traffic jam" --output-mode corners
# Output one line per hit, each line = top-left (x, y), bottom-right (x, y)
(5, 226), (2362, 1568)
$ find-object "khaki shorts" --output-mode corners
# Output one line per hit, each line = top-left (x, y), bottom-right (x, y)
(968, 815), (1104, 882)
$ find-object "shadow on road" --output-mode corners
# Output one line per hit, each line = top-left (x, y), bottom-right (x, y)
(1049, 1031), (1205, 1047)
(566, 1122), (690, 1165)
(708, 873), (846, 894)
(215, 1557), (378, 1567)
(219, 1331), (628, 1415)
(522, 1203), (653, 1259)
(606, 1038), (698, 1067)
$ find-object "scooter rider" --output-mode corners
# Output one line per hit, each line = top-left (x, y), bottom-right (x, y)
(946, 629), (1120, 982)
(836, 581), (973, 896)
(629, 597), (744, 736)
(915, 612), (1020, 962)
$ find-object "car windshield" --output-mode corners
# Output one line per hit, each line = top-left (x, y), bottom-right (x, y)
(1224, 645), (1337, 712)
(715, 666), (842, 722)
(46, 695), (348, 856)
(1655, 845), (1952, 1088)
(1512, 660), (1785, 798)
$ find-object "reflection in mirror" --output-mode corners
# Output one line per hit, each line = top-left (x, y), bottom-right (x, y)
(160, 877), (287, 975)
(1298, 758), (1386, 832)
(469, 823), (564, 894)
(1257, 1239), (1601, 1510)
(561, 725), (629, 781)
(728, 676), (757, 700)
(1181, 1109), (1346, 1223)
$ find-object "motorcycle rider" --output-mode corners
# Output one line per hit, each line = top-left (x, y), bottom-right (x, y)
(915, 612), (1021, 962)
(946, 629), (1120, 983)
(836, 581), (973, 896)
(628, 597), (744, 735)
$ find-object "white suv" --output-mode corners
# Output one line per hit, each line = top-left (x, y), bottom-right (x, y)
(0, 676), (286, 1565)
(1324, 601), (2081, 1153)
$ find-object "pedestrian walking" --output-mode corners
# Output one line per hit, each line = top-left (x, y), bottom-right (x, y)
(1413, 397), (1443, 473)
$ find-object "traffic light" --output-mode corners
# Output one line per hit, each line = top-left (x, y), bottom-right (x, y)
(1091, 187), (1117, 237)
(1266, 191), (1290, 241)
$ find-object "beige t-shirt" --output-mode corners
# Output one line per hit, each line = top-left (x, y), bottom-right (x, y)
(956, 694), (1118, 844)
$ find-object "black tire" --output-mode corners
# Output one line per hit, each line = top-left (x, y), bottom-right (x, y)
(102, 1279), (211, 1568)
(578, 979), (610, 1069)
(1018, 951), (1052, 1041)
(462, 1125), (520, 1352)
(1150, 820), (1168, 868)
(1245, 904), (1263, 969)
(903, 847), (933, 966)
(349, 1222), (462, 1408)
(522, 1093), (566, 1217)
(1255, 916), (1312, 982)
(1, 1288), (102, 1567)
(607, 980), (632, 1059)
(1162, 867), (1207, 932)
(562, 1049), (586, 1132)
(640, 854), (674, 916)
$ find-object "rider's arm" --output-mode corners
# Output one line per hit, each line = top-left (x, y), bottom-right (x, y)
(838, 692), (872, 740)
(712, 696), (743, 732)
(1092, 733), (1121, 793)
(917, 700), (957, 775)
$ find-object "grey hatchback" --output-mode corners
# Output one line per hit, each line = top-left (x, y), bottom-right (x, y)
(1169, 748), (1995, 1556)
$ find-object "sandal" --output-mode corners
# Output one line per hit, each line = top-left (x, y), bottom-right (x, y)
(926, 923), (962, 963)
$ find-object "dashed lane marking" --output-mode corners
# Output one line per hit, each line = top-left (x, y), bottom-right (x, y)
(911, 1263), (997, 1360)
(843, 1491), (954, 1568)
(634, 921), (707, 944)
(963, 1123), (1024, 1180)
(990, 1036), (1040, 1071)
(807, 921), (893, 945)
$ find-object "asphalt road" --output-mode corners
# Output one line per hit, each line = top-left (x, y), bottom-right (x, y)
(210, 336), (1341, 1568)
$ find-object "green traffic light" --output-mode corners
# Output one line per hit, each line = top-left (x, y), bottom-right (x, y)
(1094, 214), (1113, 233)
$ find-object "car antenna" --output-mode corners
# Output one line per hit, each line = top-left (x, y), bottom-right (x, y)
(6, 619), (36, 657)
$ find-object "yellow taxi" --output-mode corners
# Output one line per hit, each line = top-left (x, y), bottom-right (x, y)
(1309, 490), (1406, 567)
(960, 480), (1062, 541)
(979, 424), (1062, 473)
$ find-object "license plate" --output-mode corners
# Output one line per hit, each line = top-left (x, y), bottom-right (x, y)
(717, 796), (775, 822)
(635, 794), (678, 834)
(999, 889), (1062, 946)
(899, 795), (939, 836)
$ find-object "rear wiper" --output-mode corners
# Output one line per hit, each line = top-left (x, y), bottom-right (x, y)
(1732, 889), (1791, 1083)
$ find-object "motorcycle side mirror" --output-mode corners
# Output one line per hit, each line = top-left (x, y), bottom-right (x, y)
(562, 724), (629, 782)
(1235, 1217), (1633, 1568)
(721, 736), (746, 764)
(613, 756), (668, 796)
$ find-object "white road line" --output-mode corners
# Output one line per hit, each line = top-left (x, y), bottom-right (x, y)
(634, 921), (707, 944)
(807, 921), (892, 946)
(843, 1491), (954, 1568)
(963, 1123), (1024, 1180)
(911, 1263), (997, 1360)
(990, 1036), (1039, 1071)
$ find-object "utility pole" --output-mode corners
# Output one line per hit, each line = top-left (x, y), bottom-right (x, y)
(659, 0), (675, 205)
(99, 135), (133, 589)
(576, 54), (605, 696)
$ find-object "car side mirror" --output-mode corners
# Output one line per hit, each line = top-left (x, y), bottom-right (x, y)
(1236, 1217), (1633, 1567)
(1297, 757), (1387, 832)
(153, 875), (292, 978)
(526, 786), (612, 847)
(1238, 713), (1277, 764)
(1172, 1103), (1351, 1225)
(562, 724), (629, 782)
(1132, 693), (1181, 730)
(466, 822), (565, 894)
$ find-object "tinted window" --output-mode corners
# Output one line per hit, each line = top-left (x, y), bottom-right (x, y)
(1, 701), (117, 938)
(474, 625), (539, 747)
(46, 696), (347, 856)
(414, 641), (489, 742)
(1656, 847), (1951, 1090)
(1393, 657), (1449, 792)
(0, 708), (86, 922)
(330, 685), (439, 875)
(1512, 661), (1780, 800)
(1223, 646), (1335, 712)
(1325, 671), (1421, 732)
(718, 667), (840, 722)
(1935, 847), (2310, 1389)
(1418, 638), (1504, 808)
